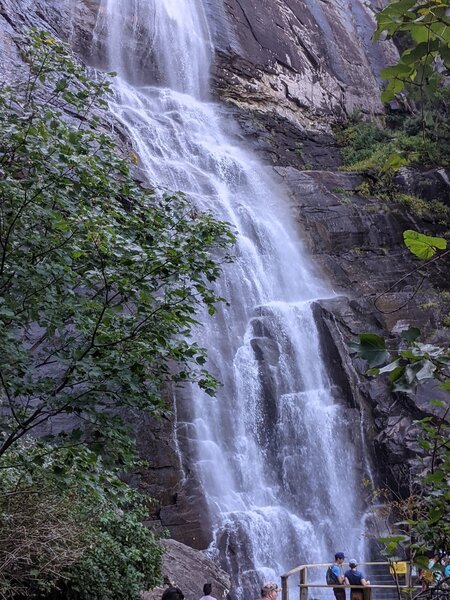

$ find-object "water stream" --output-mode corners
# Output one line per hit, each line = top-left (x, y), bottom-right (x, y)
(91, 1), (367, 596)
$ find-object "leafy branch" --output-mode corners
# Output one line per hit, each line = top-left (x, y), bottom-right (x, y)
(0, 31), (235, 464)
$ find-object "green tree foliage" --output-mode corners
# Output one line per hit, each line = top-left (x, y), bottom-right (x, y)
(0, 440), (164, 599)
(336, 119), (390, 166)
(336, 1), (450, 197)
(64, 508), (163, 600)
(0, 29), (236, 600)
(374, 0), (450, 103)
(0, 31), (235, 461)
(374, 0), (450, 164)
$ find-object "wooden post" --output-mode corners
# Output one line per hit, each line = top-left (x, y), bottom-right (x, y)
(281, 574), (289, 600)
(299, 567), (308, 600)
(406, 562), (411, 588)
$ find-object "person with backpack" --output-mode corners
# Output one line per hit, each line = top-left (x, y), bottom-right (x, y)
(326, 552), (346, 600)
(344, 559), (370, 600)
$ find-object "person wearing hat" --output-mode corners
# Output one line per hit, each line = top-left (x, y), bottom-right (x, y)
(261, 581), (281, 600)
(344, 559), (370, 600)
(329, 552), (346, 600)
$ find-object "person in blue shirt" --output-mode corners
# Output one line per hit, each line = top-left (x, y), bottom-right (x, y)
(330, 552), (346, 600)
(444, 559), (450, 579)
(344, 559), (370, 600)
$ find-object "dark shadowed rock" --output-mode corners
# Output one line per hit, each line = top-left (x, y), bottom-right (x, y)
(228, 107), (342, 170)
(393, 167), (450, 205)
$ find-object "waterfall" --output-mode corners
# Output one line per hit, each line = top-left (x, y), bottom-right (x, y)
(91, 1), (368, 597)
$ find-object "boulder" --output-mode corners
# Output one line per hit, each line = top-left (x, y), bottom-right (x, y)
(143, 539), (231, 600)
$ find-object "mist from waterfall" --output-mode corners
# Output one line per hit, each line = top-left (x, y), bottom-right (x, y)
(91, 1), (368, 596)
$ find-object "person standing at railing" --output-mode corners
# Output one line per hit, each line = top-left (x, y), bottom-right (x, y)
(327, 552), (346, 600)
(344, 559), (370, 600)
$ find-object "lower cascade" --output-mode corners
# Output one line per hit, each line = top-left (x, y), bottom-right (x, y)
(89, 0), (369, 596)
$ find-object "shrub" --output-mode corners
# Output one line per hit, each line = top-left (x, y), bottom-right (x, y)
(64, 508), (163, 600)
(0, 440), (163, 600)
(337, 121), (389, 166)
(394, 194), (449, 224)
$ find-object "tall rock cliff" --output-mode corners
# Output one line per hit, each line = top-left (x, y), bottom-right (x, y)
(212, 0), (398, 126)
(1, 0), (448, 554)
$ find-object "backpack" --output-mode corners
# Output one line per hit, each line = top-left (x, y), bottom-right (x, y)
(326, 566), (339, 586)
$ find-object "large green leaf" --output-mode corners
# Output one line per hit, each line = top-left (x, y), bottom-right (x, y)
(381, 152), (409, 172)
(409, 23), (432, 43)
(349, 333), (390, 368)
(381, 78), (407, 102)
(400, 327), (421, 342)
(403, 230), (447, 259)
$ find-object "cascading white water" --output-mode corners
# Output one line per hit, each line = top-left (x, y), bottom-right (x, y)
(92, 1), (368, 596)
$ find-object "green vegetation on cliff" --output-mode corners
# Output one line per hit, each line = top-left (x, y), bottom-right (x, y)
(335, 0), (450, 221)
(348, 3), (450, 592)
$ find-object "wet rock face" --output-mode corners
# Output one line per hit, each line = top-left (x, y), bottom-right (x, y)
(1, 0), (397, 126)
(0, 0), (98, 79)
(276, 168), (449, 314)
(127, 410), (212, 550)
(277, 167), (449, 355)
(273, 168), (450, 489)
(213, 0), (398, 127)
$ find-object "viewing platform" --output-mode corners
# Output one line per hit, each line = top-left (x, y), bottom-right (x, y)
(281, 561), (430, 600)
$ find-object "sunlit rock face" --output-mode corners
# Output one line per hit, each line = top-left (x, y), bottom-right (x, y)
(211, 0), (398, 127)
(1, 0), (396, 128)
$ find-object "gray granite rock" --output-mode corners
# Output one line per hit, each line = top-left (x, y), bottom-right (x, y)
(142, 539), (230, 600)
(213, 0), (398, 128)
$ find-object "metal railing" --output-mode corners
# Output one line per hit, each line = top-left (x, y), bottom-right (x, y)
(280, 561), (421, 600)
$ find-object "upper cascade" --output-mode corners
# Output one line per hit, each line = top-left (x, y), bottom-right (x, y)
(93, 0), (213, 98)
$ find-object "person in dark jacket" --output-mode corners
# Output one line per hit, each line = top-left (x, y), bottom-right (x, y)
(162, 587), (185, 600)
(344, 559), (370, 600)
